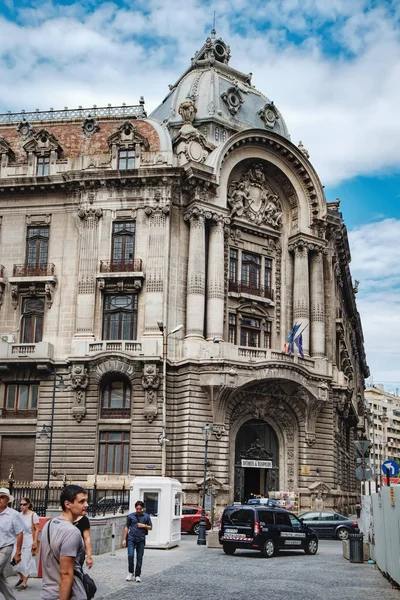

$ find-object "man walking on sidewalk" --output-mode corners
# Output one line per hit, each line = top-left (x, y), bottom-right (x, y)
(122, 500), (152, 583)
(0, 488), (24, 600)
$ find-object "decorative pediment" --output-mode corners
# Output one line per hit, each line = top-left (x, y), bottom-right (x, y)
(23, 129), (62, 155)
(227, 163), (283, 228)
(0, 137), (13, 156)
(108, 121), (150, 150)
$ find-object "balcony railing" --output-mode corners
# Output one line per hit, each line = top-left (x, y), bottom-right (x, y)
(228, 280), (274, 300)
(0, 103), (147, 124)
(99, 259), (143, 273)
(88, 341), (142, 354)
(13, 263), (55, 277)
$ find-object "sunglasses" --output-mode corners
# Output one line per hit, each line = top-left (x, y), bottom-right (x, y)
(20, 503), (28, 506)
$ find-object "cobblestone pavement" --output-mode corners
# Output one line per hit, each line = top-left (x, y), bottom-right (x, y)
(7, 536), (400, 600)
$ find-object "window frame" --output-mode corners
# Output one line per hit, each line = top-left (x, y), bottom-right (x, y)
(101, 379), (131, 418)
(118, 148), (135, 170)
(26, 226), (49, 267)
(5, 384), (39, 412)
(111, 221), (135, 266)
(102, 293), (138, 341)
(98, 431), (130, 474)
(21, 297), (44, 343)
(36, 155), (50, 176)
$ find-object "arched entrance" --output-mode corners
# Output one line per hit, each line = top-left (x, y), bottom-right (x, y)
(234, 419), (279, 503)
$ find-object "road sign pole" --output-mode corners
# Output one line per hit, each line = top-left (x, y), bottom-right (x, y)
(386, 467), (390, 487)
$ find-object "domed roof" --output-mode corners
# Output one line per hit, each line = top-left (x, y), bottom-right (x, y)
(150, 31), (290, 142)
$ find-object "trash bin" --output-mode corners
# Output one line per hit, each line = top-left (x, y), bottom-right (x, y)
(349, 533), (364, 563)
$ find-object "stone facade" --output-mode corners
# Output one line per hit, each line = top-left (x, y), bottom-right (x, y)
(0, 32), (368, 512)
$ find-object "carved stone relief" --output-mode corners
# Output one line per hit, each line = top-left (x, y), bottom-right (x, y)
(69, 363), (89, 422)
(141, 363), (161, 423)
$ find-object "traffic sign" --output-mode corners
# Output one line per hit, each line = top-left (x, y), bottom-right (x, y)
(381, 459), (399, 476)
(355, 465), (373, 481)
(354, 440), (372, 456)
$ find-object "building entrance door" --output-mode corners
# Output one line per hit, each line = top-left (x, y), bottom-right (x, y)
(234, 419), (279, 503)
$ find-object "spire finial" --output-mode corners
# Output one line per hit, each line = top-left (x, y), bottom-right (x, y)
(211, 11), (216, 38)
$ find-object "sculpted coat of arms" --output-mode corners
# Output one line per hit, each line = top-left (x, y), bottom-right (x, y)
(227, 164), (283, 229)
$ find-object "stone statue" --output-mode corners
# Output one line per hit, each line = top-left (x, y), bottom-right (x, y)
(178, 100), (197, 125)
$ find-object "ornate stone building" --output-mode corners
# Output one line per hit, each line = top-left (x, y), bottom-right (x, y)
(0, 32), (368, 511)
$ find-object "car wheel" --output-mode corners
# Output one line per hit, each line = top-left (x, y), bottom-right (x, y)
(192, 522), (200, 536)
(336, 527), (349, 541)
(223, 544), (236, 555)
(304, 537), (318, 555)
(262, 539), (276, 558)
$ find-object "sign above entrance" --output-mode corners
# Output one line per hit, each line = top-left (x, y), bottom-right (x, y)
(241, 459), (272, 469)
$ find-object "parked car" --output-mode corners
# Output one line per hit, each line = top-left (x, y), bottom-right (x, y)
(181, 506), (212, 535)
(219, 504), (318, 558)
(298, 511), (359, 540)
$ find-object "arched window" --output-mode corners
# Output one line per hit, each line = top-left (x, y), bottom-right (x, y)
(101, 379), (131, 418)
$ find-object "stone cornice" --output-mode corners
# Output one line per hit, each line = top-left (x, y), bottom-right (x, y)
(288, 233), (326, 253)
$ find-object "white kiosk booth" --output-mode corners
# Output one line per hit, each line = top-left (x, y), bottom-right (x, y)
(129, 476), (183, 549)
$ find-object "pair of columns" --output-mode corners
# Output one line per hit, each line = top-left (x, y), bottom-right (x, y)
(185, 209), (229, 341)
(292, 244), (325, 357)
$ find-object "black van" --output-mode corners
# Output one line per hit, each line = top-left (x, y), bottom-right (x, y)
(219, 504), (318, 558)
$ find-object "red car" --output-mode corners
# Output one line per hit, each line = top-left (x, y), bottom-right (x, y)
(181, 506), (212, 535)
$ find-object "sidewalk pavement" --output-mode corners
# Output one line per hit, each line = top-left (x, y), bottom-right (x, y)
(6, 535), (198, 599)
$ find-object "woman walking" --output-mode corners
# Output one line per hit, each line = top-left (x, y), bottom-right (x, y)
(14, 497), (39, 591)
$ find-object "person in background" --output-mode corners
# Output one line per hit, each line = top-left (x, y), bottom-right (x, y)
(122, 500), (152, 583)
(356, 503), (362, 519)
(14, 497), (39, 590)
(73, 514), (93, 568)
(0, 487), (24, 600)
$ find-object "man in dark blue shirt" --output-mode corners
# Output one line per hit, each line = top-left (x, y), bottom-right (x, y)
(122, 501), (152, 583)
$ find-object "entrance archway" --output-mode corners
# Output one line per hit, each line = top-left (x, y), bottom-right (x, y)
(234, 419), (279, 503)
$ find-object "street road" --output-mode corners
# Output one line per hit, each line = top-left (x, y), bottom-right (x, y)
(10, 535), (399, 600)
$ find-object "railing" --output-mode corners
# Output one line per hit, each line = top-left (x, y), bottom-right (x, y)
(100, 408), (131, 419)
(0, 104), (147, 124)
(228, 280), (274, 300)
(99, 259), (143, 273)
(13, 263), (55, 277)
(11, 344), (36, 354)
(88, 341), (142, 354)
(238, 347), (268, 359)
(3, 483), (130, 517)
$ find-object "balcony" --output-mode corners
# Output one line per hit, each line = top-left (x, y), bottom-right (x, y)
(13, 263), (55, 277)
(97, 259), (145, 292)
(71, 338), (160, 358)
(9, 263), (57, 308)
(228, 280), (274, 302)
(0, 341), (55, 370)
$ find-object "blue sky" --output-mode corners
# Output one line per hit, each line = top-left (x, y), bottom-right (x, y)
(0, 0), (399, 392)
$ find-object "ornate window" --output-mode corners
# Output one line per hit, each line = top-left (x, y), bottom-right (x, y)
(229, 249), (238, 283)
(228, 310), (272, 348)
(264, 320), (272, 349)
(26, 226), (49, 267)
(240, 316), (261, 347)
(98, 431), (129, 474)
(228, 248), (274, 301)
(118, 149), (135, 170)
(111, 222), (135, 266)
(228, 313), (237, 344)
(21, 298), (44, 343)
(101, 379), (131, 418)
(102, 294), (138, 340)
(37, 156), (50, 176)
(5, 384), (39, 415)
(242, 252), (261, 291)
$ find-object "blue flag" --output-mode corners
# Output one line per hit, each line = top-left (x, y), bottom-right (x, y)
(284, 323), (301, 354)
(294, 332), (304, 358)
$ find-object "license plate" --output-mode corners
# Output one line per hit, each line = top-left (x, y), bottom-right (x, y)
(224, 533), (247, 540)
(225, 528), (238, 534)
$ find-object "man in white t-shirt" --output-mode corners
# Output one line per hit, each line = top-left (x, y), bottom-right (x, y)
(41, 485), (88, 600)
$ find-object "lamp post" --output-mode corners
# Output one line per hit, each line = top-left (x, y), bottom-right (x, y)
(197, 424), (213, 546)
(38, 371), (65, 514)
(157, 322), (183, 477)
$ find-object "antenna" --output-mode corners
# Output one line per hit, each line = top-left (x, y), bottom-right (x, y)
(211, 10), (216, 37)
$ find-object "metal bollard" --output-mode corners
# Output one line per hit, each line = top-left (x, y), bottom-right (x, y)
(349, 533), (364, 563)
(111, 522), (116, 556)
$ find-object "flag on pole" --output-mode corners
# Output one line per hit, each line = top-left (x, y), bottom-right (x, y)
(294, 332), (304, 358)
(284, 323), (301, 355)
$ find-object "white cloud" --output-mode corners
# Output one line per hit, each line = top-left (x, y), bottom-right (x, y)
(348, 219), (400, 388)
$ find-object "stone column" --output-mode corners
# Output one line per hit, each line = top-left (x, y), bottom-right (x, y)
(206, 215), (226, 340)
(292, 244), (309, 355)
(310, 250), (325, 357)
(184, 209), (206, 338)
(74, 207), (102, 337)
(144, 206), (169, 334)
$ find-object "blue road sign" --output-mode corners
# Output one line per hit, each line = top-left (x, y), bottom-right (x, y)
(382, 459), (399, 476)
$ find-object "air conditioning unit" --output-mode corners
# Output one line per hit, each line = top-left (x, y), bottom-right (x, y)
(0, 334), (15, 344)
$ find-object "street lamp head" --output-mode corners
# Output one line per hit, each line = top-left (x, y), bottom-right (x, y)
(38, 424), (51, 440)
(157, 321), (164, 332)
(169, 324), (183, 335)
(56, 376), (66, 390)
(203, 423), (213, 440)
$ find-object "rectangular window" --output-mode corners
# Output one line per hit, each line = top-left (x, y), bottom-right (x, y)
(6, 384), (39, 411)
(21, 298), (44, 343)
(26, 226), (49, 267)
(264, 258), (272, 295)
(102, 294), (138, 340)
(240, 316), (261, 347)
(112, 222), (135, 266)
(37, 156), (50, 176)
(143, 491), (159, 516)
(229, 248), (238, 283)
(241, 252), (261, 291)
(118, 149), (135, 170)
(228, 313), (237, 344)
(264, 321), (272, 349)
(98, 431), (129, 474)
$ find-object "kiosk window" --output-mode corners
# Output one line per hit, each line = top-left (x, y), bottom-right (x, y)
(174, 492), (182, 517)
(143, 492), (159, 516)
